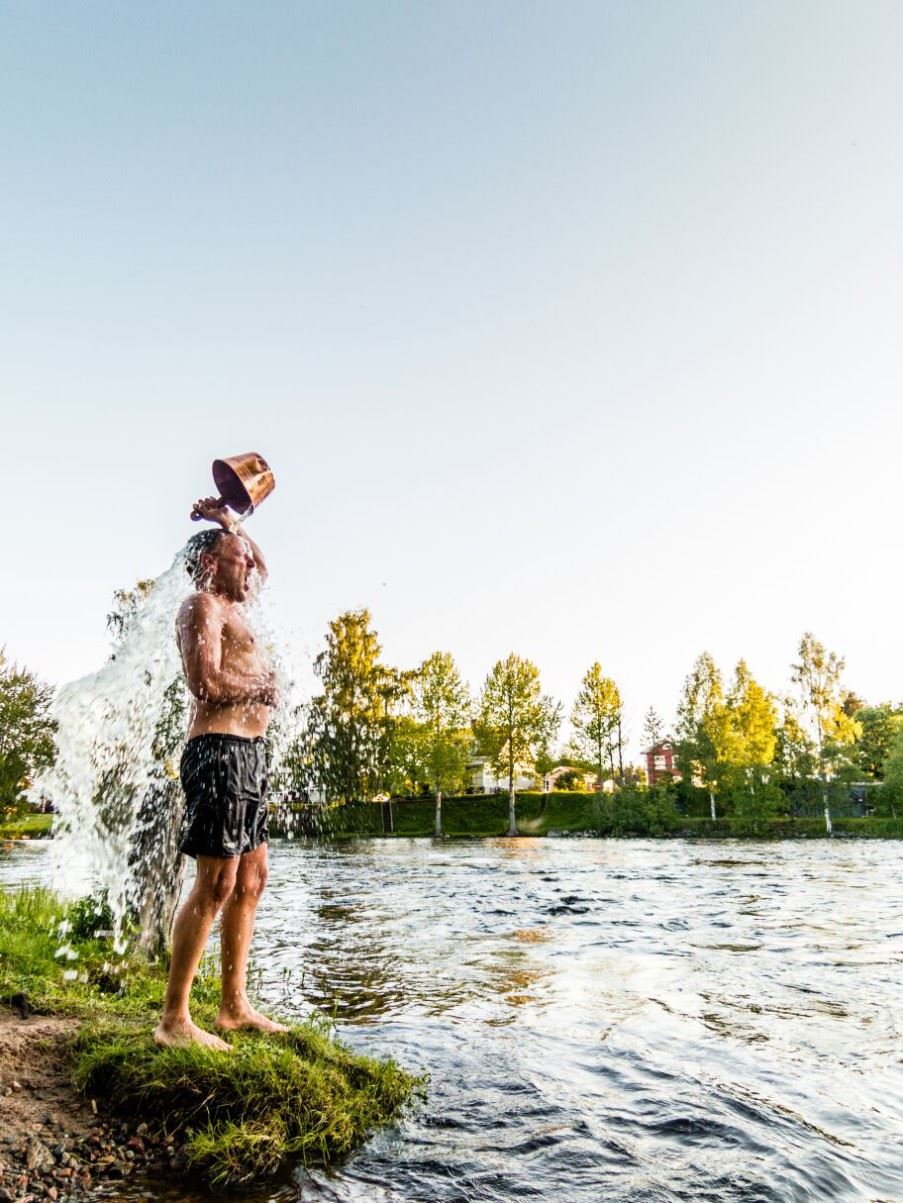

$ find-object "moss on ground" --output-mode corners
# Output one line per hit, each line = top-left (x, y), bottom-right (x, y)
(0, 887), (423, 1188)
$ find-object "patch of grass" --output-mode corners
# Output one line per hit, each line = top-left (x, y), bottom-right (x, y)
(0, 811), (54, 839)
(74, 1021), (421, 1187)
(0, 886), (422, 1187)
(832, 816), (903, 837)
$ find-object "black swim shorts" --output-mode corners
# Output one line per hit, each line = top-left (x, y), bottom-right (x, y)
(179, 733), (269, 859)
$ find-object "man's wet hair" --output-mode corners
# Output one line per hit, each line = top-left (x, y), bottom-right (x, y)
(184, 528), (227, 581)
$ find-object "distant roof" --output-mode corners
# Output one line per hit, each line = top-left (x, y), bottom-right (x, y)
(642, 738), (674, 755)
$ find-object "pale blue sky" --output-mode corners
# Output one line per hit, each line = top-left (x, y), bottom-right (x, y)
(2, 1), (902, 752)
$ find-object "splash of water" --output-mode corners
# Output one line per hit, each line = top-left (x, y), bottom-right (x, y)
(32, 542), (296, 947)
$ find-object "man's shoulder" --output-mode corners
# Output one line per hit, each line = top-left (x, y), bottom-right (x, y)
(178, 591), (227, 626)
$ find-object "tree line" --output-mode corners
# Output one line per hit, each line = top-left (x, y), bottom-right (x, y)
(278, 612), (903, 836)
(3, 606), (903, 839)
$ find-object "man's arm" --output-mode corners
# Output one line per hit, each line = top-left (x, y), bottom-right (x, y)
(178, 595), (275, 705)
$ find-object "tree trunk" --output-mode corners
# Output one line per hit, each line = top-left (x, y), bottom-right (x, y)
(617, 720), (624, 786)
(129, 777), (186, 958)
(822, 775), (833, 836)
(434, 789), (442, 838)
(709, 790), (717, 821)
(507, 774), (517, 836)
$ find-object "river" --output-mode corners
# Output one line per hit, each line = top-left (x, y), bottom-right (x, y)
(2, 837), (901, 1202)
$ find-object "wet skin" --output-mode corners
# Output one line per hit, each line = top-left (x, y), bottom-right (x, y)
(177, 532), (276, 739)
(154, 500), (288, 1050)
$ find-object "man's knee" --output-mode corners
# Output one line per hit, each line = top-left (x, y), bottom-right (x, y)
(211, 874), (238, 907)
(235, 853), (268, 901)
(239, 867), (268, 901)
(194, 863), (239, 910)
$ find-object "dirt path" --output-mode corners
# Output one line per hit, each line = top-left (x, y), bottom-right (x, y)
(0, 1010), (172, 1201)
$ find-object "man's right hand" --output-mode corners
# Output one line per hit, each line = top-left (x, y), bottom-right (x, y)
(191, 496), (235, 529)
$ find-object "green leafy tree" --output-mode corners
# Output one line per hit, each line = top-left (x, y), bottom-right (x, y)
(411, 652), (472, 837)
(570, 664), (623, 788)
(0, 651), (56, 814)
(476, 654), (560, 836)
(306, 610), (395, 803)
(853, 704), (903, 780)
(879, 727), (903, 818)
(791, 632), (861, 834)
(723, 660), (780, 833)
(376, 666), (417, 797)
(675, 652), (726, 820)
(382, 712), (428, 798)
(772, 698), (818, 808)
(724, 661), (777, 773)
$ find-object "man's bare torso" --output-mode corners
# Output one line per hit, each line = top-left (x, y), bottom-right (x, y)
(177, 592), (274, 739)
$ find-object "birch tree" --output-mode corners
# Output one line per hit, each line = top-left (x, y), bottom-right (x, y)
(675, 652), (725, 820)
(570, 664), (623, 788)
(791, 632), (861, 835)
(476, 655), (560, 836)
(412, 651), (472, 837)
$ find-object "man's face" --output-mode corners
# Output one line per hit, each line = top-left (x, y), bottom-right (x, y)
(203, 533), (255, 601)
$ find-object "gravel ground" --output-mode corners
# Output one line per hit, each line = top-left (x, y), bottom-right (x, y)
(0, 1011), (181, 1202)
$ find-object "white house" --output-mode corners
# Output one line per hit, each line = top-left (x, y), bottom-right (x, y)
(467, 756), (537, 794)
(542, 765), (610, 792)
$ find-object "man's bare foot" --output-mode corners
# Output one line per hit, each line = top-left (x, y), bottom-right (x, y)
(215, 1005), (290, 1034)
(154, 1018), (233, 1052)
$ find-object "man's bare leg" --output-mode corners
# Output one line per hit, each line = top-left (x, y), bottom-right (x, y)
(155, 856), (238, 1051)
(216, 844), (288, 1033)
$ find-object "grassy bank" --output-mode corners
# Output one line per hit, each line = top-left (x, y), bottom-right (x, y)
(275, 793), (903, 840)
(0, 887), (421, 1187)
(0, 811), (54, 840)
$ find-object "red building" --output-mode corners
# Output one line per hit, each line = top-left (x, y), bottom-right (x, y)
(644, 738), (680, 785)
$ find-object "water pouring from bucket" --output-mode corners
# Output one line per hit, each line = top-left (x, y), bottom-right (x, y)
(36, 452), (290, 973)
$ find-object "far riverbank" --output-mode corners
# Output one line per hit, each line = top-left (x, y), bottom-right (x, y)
(4, 799), (902, 846)
(3, 798), (899, 846)
(271, 791), (903, 840)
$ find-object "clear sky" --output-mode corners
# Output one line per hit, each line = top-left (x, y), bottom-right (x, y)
(2, 1), (902, 756)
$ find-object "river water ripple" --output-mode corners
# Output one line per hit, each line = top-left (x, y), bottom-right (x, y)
(3, 838), (902, 1202)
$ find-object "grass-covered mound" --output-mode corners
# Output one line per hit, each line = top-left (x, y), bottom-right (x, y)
(0, 887), (422, 1187)
(75, 1022), (418, 1186)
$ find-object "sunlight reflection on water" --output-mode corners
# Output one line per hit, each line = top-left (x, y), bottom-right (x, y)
(3, 836), (902, 1202)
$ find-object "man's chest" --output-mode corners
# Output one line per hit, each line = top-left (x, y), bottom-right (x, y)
(220, 610), (259, 658)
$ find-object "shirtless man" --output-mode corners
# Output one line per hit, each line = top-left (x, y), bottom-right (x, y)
(154, 497), (288, 1050)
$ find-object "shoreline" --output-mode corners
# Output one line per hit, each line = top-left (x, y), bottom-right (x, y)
(4, 810), (902, 847)
(0, 888), (420, 1192)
